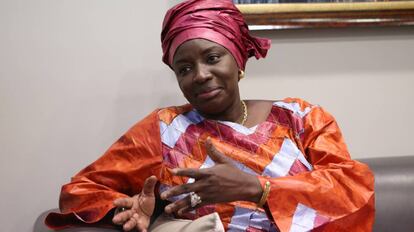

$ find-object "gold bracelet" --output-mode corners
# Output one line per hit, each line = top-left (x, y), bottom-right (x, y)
(257, 181), (271, 209)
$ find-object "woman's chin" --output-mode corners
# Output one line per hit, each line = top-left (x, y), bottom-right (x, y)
(193, 100), (227, 116)
(188, 90), (236, 116)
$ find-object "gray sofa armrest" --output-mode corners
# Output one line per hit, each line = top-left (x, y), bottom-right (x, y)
(360, 156), (414, 232)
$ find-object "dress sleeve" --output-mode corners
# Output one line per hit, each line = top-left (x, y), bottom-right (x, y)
(45, 110), (163, 230)
(258, 100), (375, 232)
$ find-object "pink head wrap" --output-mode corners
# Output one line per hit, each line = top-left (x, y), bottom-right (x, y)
(161, 0), (271, 70)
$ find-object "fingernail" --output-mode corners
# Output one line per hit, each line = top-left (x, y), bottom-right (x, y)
(160, 192), (167, 199)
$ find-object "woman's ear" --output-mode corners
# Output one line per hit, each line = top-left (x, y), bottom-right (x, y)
(238, 70), (245, 81)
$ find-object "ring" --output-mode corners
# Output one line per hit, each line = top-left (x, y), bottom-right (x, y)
(114, 207), (127, 215)
(190, 192), (202, 208)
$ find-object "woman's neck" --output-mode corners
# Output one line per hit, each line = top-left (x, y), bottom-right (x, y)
(199, 100), (274, 128)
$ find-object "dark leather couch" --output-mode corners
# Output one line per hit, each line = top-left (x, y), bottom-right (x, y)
(34, 156), (414, 232)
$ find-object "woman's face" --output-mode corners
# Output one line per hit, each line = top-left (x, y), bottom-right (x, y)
(171, 39), (240, 115)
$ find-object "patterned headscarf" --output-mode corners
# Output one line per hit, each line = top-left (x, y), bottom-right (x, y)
(161, 0), (271, 70)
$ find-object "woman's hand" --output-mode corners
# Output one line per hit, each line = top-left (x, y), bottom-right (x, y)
(160, 139), (263, 215)
(112, 176), (157, 232)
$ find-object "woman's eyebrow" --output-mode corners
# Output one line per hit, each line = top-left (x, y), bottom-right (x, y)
(202, 46), (222, 55)
(174, 46), (222, 66)
(173, 55), (193, 66)
(173, 58), (188, 66)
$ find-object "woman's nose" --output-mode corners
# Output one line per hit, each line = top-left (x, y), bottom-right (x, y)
(193, 64), (212, 83)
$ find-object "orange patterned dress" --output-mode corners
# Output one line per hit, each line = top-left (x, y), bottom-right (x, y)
(46, 98), (375, 231)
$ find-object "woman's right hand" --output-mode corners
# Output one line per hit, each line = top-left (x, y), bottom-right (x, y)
(112, 176), (157, 232)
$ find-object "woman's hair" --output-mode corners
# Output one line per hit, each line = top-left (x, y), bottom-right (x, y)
(161, 0), (271, 70)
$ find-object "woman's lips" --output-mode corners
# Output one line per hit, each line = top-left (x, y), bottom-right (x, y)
(196, 88), (222, 100)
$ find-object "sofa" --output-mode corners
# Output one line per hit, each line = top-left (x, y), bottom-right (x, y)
(34, 156), (414, 232)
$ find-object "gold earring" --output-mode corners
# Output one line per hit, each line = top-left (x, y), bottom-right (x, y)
(239, 70), (245, 80)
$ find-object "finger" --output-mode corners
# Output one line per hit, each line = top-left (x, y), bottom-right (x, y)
(177, 205), (192, 216)
(173, 168), (206, 179)
(164, 196), (191, 214)
(112, 209), (134, 225)
(135, 213), (150, 232)
(113, 197), (134, 208)
(160, 183), (197, 200)
(206, 138), (231, 164)
(122, 214), (138, 231)
(142, 175), (157, 196)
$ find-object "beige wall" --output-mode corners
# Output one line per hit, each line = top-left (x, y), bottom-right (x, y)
(1, 0), (413, 231)
(244, 28), (414, 159)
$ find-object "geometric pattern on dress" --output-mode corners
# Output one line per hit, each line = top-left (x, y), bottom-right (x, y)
(160, 110), (278, 167)
(273, 101), (312, 119)
(160, 114), (196, 148)
(249, 211), (280, 232)
(218, 120), (258, 136)
(262, 138), (312, 178)
(290, 203), (317, 232)
(289, 159), (312, 176)
(186, 151), (258, 186)
(158, 102), (317, 231)
(268, 104), (306, 139)
(296, 153), (313, 171)
(289, 203), (330, 232)
(228, 207), (279, 232)
(313, 213), (330, 229)
(184, 109), (205, 124)
(228, 207), (251, 231)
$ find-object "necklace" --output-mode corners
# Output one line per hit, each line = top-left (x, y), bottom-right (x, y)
(239, 100), (248, 126)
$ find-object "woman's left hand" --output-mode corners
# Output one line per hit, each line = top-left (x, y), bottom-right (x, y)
(160, 139), (263, 215)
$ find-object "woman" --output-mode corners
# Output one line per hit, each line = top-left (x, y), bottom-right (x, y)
(46, 0), (375, 231)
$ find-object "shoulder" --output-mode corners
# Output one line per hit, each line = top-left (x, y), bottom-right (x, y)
(122, 104), (190, 134)
(272, 97), (317, 119)
(274, 98), (338, 132)
(157, 104), (193, 125)
(271, 98), (336, 126)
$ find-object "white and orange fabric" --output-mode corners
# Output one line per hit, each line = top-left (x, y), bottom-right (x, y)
(45, 98), (375, 231)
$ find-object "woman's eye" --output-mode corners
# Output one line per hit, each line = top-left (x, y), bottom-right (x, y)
(178, 66), (191, 75)
(207, 54), (220, 63)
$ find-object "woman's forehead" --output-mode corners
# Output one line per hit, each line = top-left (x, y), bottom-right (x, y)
(173, 39), (227, 63)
